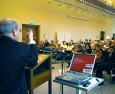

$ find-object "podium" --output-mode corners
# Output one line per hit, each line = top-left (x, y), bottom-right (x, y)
(25, 54), (52, 94)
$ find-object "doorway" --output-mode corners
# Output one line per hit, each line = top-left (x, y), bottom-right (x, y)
(22, 24), (40, 45)
(100, 31), (105, 40)
(112, 33), (115, 40)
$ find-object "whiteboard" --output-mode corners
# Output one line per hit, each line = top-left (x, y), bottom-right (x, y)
(57, 32), (71, 43)
(57, 32), (64, 44)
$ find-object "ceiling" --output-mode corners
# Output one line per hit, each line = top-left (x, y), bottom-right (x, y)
(45, 0), (115, 19)
(76, 0), (115, 14)
(98, 0), (115, 8)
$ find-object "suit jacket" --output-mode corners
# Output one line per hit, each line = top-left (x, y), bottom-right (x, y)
(0, 36), (38, 94)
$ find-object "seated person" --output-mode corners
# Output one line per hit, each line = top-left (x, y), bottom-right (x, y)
(95, 46), (115, 79)
(55, 41), (62, 51)
(49, 40), (56, 47)
(52, 42), (62, 61)
(111, 40), (115, 50)
(84, 42), (92, 54)
(39, 40), (45, 47)
(92, 43), (104, 71)
(67, 41), (74, 51)
(61, 41), (67, 52)
(74, 40), (84, 53)
(44, 39), (50, 47)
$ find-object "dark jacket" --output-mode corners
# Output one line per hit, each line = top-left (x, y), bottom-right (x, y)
(108, 51), (115, 64)
(0, 36), (38, 94)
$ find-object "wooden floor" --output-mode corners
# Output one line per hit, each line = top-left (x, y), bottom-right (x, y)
(34, 63), (115, 94)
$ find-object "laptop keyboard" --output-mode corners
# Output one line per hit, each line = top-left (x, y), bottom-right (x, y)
(65, 72), (89, 80)
(55, 72), (91, 85)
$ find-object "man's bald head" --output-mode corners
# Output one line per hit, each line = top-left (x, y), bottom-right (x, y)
(0, 18), (18, 35)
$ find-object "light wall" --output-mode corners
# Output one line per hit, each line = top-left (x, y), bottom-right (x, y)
(0, 0), (115, 42)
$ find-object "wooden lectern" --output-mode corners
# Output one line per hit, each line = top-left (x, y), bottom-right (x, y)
(25, 54), (52, 94)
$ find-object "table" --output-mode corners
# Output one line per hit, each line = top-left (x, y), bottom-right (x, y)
(53, 77), (104, 94)
(25, 54), (52, 94)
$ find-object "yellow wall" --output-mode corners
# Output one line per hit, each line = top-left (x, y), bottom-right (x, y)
(0, 0), (115, 42)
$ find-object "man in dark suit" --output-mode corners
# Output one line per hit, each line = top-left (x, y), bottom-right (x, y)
(0, 18), (38, 94)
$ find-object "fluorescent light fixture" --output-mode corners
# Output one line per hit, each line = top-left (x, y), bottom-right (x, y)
(67, 15), (88, 21)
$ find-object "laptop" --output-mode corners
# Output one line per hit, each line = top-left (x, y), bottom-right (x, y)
(55, 53), (96, 85)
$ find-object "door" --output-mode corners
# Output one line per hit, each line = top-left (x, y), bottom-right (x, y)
(100, 31), (105, 40)
(22, 24), (40, 45)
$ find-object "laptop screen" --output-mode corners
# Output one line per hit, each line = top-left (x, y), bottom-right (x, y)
(69, 53), (96, 75)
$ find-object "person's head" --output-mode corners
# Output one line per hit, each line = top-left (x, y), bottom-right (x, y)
(51, 40), (54, 44)
(69, 41), (73, 46)
(85, 39), (88, 42)
(112, 40), (115, 47)
(77, 41), (81, 46)
(63, 41), (66, 45)
(45, 39), (48, 42)
(108, 46), (114, 53)
(95, 43), (101, 51)
(85, 43), (91, 50)
(0, 18), (20, 41)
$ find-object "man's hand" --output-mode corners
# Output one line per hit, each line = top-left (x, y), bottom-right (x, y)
(27, 29), (35, 44)
(29, 29), (34, 41)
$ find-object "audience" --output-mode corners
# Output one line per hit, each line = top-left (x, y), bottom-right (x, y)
(38, 38), (115, 84)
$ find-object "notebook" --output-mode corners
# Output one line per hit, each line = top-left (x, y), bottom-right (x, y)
(55, 53), (96, 85)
